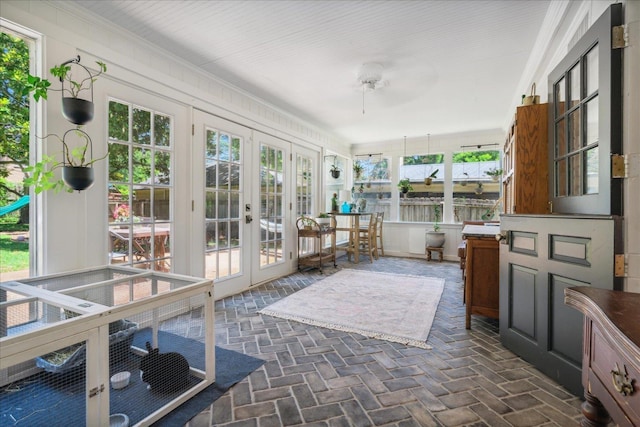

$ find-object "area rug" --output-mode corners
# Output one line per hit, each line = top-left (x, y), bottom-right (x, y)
(0, 330), (264, 427)
(259, 269), (445, 349)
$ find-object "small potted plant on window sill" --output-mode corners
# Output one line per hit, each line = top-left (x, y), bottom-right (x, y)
(486, 168), (503, 182)
(424, 169), (439, 185)
(24, 128), (109, 193)
(24, 55), (107, 125)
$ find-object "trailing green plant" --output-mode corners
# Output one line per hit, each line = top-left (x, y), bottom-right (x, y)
(428, 169), (439, 179)
(433, 204), (441, 232)
(317, 212), (330, 219)
(23, 129), (109, 194)
(23, 58), (107, 101)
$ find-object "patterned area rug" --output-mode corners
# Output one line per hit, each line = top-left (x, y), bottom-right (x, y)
(259, 269), (445, 349)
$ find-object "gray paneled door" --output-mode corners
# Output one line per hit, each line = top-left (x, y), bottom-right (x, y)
(500, 215), (621, 395)
(500, 3), (623, 396)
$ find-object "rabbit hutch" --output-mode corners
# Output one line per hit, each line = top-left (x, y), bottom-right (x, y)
(0, 266), (214, 426)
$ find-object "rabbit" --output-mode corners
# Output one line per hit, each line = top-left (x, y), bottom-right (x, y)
(139, 341), (190, 393)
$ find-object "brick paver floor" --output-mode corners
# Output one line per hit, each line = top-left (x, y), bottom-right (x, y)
(186, 256), (583, 427)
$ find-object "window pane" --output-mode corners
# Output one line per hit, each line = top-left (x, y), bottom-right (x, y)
(154, 114), (171, 147)
(569, 154), (582, 196)
(132, 147), (152, 184)
(586, 45), (599, 96)
(555, 77), (565, 117)
(568, 110), (581, 152)
(219, 134), (230, 161)
(555, 119), (566, 157)
(132, 108), (151, 145)
(231, 137), (241, 162)
(108, 143), (129, 182)
(585, 97), (599, 147)
(154, 151), (171, 184)
(569, 63), (581, 108)
(205, 191), (216, 219)
(585, 147), (599, 194)
(556, 159), (567, 197)
(152, 188), (170, 221)
(109, 101), (129, 141)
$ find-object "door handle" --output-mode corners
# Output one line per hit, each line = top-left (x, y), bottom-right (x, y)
(496, 231), (509, 244)
(245, 215), (253, 224)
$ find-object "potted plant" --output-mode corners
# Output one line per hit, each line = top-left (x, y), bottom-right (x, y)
(353, 161), (364, 180)
(330, 163), (341, 179)
(315, 212), (331, 226)
(423, 169), (439, 185)
(397, 178), (413, 194)
(475, 181), (484, 194)
(486, 168), (503, 182)
(24, 55), (107, 125)
(24, 128), (109, 193)
(426, 204), (445, 248)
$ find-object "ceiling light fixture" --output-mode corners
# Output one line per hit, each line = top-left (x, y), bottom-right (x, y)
(358, 62), (386, 114)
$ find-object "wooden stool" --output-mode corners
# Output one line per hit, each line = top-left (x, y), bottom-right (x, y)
(426, 246), (443, 262)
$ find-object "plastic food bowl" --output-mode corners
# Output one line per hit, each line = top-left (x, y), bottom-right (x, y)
(109, 413), (129, 427)
(110, 371), (131, 390)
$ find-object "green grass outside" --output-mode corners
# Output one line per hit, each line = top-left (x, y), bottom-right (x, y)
(0, 215), (30, 272)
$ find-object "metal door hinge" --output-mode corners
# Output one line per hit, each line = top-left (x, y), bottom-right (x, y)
(192, 200), (195, 211)
(614, 254), (626, 277)
(612, 154), (627, 178)
(289, 251), (292, 260)
(89, 384), (104, 398)
(612, 25), (628, 49)
(192, 124), (195, 135)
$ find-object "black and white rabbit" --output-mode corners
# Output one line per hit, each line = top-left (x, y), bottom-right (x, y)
(139, 341), (190, 393)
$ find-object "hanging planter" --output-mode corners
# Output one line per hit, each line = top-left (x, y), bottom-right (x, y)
(62, 97), (94, 126)
(24, 129), (108, 193)
(62, 166), (95, 191)
(24, 55), (107, 126)
(55, 56), (105, 125)
(330, 165), (341, 179)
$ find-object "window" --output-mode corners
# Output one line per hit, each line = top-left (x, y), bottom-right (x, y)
(452, 150), (501, 223)
(1, 26), (38, 280)
(352, 155), (391, 217)
(398, 154), (444, 223)
(107, 99), (173, 272)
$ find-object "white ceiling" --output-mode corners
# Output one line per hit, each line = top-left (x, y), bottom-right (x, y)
(69, 0), (552, 144)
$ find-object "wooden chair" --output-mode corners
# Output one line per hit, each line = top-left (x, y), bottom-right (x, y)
(375, 211), (384, 257)
(356, 213), (378, 263)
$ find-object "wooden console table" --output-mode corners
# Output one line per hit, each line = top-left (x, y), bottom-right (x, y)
(565, 287), (640, 427)
(462, 224), (500, 329)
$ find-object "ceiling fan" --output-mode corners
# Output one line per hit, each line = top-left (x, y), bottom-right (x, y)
(357, 62), (388, 113)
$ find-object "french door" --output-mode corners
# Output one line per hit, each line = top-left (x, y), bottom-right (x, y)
(193, 113), (297, 296)
(193, 112), (252, 299)
(251, 131), (292, 285)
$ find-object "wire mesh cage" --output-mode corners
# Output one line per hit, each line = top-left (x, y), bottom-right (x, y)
(1, 266), (213, 426)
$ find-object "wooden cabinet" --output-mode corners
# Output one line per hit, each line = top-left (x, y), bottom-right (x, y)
(565, 287), (640, 427)
(503, 103), (549, 214)
(296, 218), (336, 273)
(462, 225), (500, 329)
